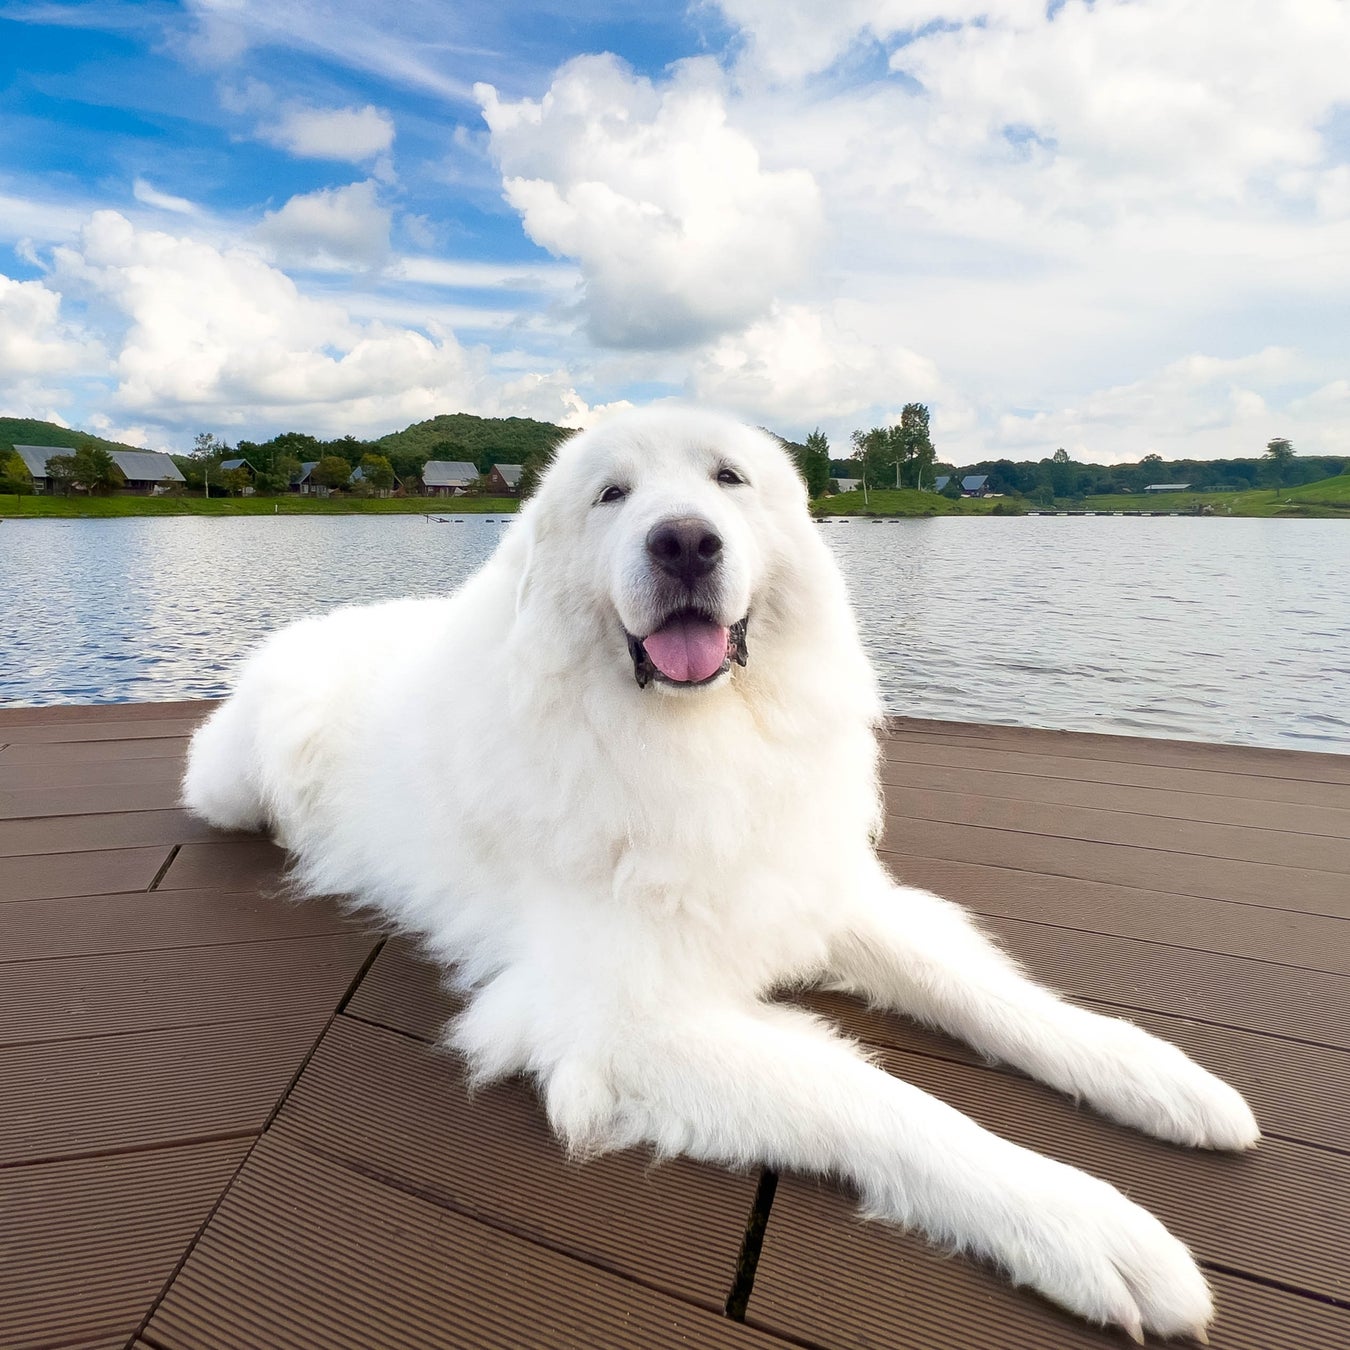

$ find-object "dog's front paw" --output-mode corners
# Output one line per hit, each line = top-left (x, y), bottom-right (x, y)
(1073, 1017), (1259, 1151)
(1010, 1160), (1213, 1342)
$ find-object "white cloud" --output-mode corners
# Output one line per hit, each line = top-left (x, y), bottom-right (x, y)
(132, 178), (199, 215)
(260, 103), (395, 162)
(254, 180), (391, 269)
(477, 54), (823, 349)
(690, 302), (944, 425)
(0, 272), (107, 419)
(38, 211), (602, 440)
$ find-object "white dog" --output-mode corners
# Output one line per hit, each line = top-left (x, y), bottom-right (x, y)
(184, 406), (1257, 1341)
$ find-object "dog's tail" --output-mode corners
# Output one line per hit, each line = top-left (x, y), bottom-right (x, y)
(182, 693), (267, 833)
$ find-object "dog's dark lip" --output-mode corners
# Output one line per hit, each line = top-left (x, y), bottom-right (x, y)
(626, 611), (749, 689)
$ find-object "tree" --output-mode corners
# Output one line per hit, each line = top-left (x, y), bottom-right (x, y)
(1265, 437), (1294, 461)
(0, 448), (32, 495)
(800, 429), (832, 498)
(851, 427), (892, 491)
(71, 447), (125, 494)
(220, 466), (252, 496)
(192, 432), (229, 459)
(360, 452), (395, 493)
(312, 455), (353, 491)
(940, 476), (963, 500)
(1052, 447), (1070, 463)
(898, 403), (935, 489)
(46, 454), (80, 495)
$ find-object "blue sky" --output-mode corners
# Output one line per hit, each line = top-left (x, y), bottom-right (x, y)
(2, 1), (1348, 462)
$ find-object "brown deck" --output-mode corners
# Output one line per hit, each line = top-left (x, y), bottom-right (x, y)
(2, 701), (1348, 1350)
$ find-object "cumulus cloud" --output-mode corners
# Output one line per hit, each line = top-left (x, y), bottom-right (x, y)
(477, 55), (823, 349)
(260, 103), (396, 162)
(0, 273), (106, 418)
(690, 302), (943, 425)
(39, 211), (602, 438)
(254, 180), (392, 269)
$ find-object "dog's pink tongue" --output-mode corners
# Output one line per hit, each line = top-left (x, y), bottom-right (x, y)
(642, 616), (729, 683)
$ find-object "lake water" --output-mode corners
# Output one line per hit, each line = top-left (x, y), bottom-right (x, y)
(3, 515), (1347, 752)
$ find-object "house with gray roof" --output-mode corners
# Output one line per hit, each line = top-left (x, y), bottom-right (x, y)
(349, 464), (402, 498)
(422, 460), (479, 497)
(486, 463), (523, 494)
(12, 445), (75, 492)
(109, 451), (185, 494)
(961, 474), (990, 496)
(11, 444), (184, 494)
(290, 461), (319, 493)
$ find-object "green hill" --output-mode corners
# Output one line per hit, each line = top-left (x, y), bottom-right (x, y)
(0, 417), (148, 456)
(378, 412), (572, 465)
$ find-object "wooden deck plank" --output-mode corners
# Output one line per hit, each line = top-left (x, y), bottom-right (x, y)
(270, 1014), (758, 1312)
(884, 786), (1350, 872)
(0, 1017), (320, 1166)
(0, 844), (173, 903)
(882, 736), (1350, 808)
(751, 1177), (1350, 1350)
(0, 736), (190, 765)
(0, 752), (185, 793)
(0, 807), (224, 857)
(158, 838), (289, 892)
(890, 856), (1350, 975)
(0, 697), (217, 728)
(879, 825), (1350, 918)
(0, 1140), (248, 1350)
(343, 937), (460, 1041)
(0, 779), (185, 818)
(0, 716), (206, 745)
(880, 756), (1350, 836)
(147, 1134), (782, 1350)
(0, 889), (360, 962)
(887, 718), (1350, 783)
(983, 913), (1350, 1048)
(0, 933), (376, 1045)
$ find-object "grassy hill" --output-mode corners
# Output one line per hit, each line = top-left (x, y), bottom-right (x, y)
(378, 412), (572, 465)
(0, 417), (148, 456)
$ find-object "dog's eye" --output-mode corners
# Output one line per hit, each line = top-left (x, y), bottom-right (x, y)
(598, 484), (628, 504)
(715, 466), (745, 486)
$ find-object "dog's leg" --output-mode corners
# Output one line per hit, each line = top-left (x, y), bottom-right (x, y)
(556, 1002), (1211, 1342)
(825, 875), (1259, 1151)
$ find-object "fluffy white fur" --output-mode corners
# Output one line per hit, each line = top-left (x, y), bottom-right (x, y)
(183, 406), (1257, 1341)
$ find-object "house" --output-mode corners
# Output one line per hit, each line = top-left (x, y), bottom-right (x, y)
(290, 462), (319, 494)
(933, 475), (951, 492)
(11, 445), (185, 494)
(109, 451), (185, 494)
(833, 477), (862, 492)
(961, 474), (990, 497)
(486, 463), (523, 494)
(218, 457), (257, 496)
(348, 465), (402, 498)
(12, 444), (75, 492)
(422, 460), (479, 497)
(1143, 483), (1192, 493)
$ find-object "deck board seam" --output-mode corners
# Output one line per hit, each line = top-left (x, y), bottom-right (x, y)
(880, 781), (1350, 841)
(883, 813), (1350, 879)
(956, 909), (1350, 981)
(123, 937), (387, 1347)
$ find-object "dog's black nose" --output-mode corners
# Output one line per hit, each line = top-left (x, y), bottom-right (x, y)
(646, 516), (723, 586)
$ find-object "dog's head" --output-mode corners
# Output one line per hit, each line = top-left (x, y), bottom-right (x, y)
(517, 406), (819, 696)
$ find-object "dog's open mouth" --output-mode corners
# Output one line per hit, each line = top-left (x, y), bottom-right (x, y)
(626, 612), (749, 689)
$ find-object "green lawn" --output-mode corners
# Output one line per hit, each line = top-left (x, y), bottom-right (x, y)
(811, 488), (1013, 517)
(1080, 475), (1350, 518)
(0, 493), (520, 519)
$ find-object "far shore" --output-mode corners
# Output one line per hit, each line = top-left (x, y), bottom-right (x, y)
(2, 480), (1347, 520)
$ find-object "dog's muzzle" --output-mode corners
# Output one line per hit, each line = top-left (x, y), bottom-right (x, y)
(627, 614), (749, 689)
